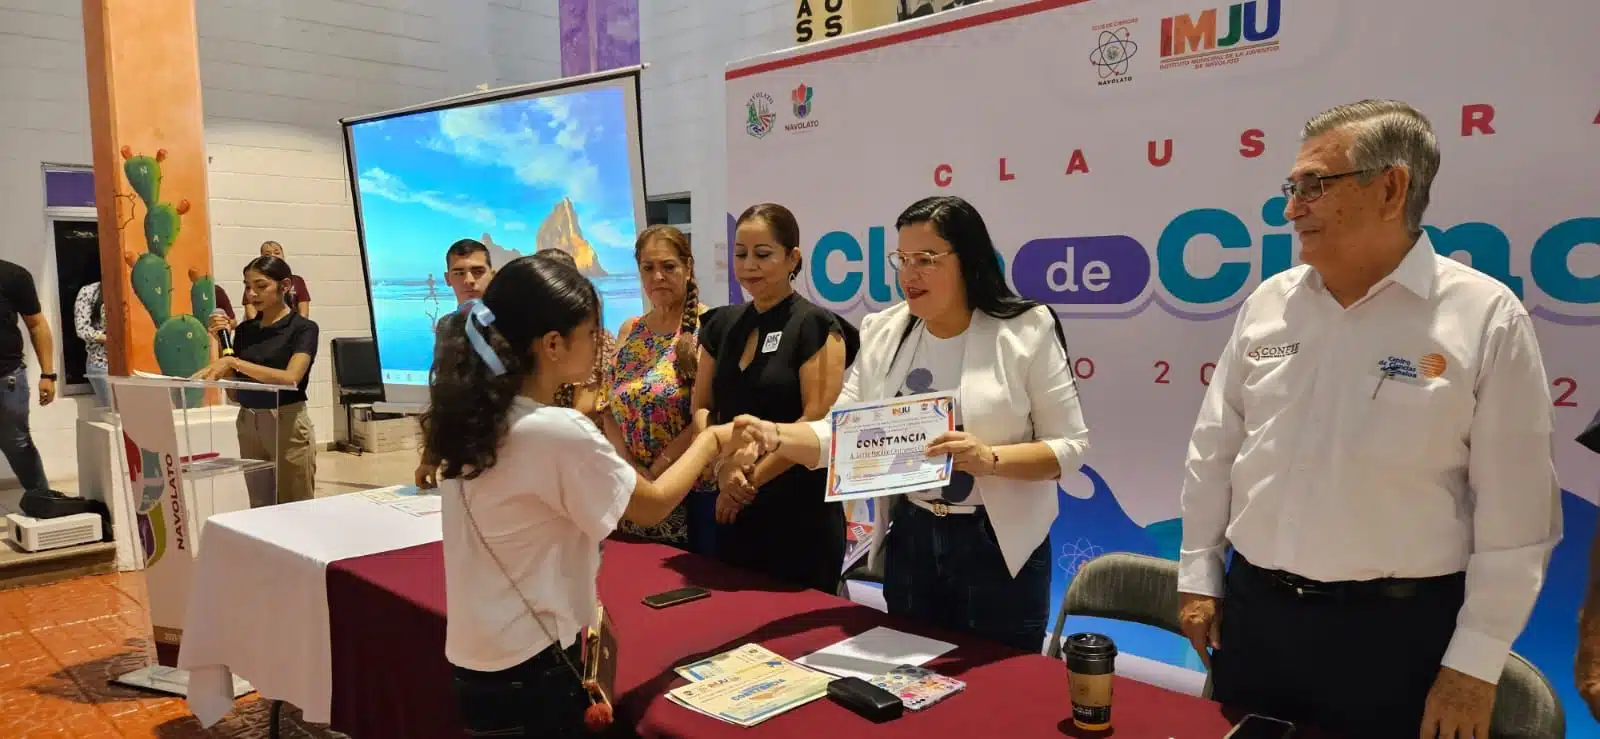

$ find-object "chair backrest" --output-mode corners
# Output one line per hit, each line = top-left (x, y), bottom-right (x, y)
(1491, 652), (1564, 739)
(1045, 552), (1183, 659)
(1045, 553), (1566, 736)
(330, 336), (382, 389)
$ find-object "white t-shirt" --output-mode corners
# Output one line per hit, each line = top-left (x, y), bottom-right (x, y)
(886, 325), (980, 505)
(441, 397), (637, 673)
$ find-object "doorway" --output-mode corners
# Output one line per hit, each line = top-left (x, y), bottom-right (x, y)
(51, 219), (101, 392)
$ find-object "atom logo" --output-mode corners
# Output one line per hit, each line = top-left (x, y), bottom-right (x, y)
(1089, 27), (1138, 79)
(1057, 537), (1107, 577)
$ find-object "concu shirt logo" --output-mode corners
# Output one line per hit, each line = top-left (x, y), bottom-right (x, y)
(1247, 342), (1299, 360)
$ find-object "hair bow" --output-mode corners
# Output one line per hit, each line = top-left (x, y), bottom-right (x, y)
(460, 299), (507, 377)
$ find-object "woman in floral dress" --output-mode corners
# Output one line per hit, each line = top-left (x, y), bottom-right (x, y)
(601, 225), (717, 553)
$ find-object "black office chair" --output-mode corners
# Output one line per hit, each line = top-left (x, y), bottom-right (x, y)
(330, 337), (384, 455)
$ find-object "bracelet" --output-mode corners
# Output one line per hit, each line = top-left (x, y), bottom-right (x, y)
(988, 449), (1000, 476)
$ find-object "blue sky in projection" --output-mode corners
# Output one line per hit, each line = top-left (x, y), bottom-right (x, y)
(347, 86), (639, 280)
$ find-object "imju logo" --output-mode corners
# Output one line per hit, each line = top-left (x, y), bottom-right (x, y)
(1160, 0), (1281, 70)
(785, 84), (820, 133)
(745, 93), (776, 138)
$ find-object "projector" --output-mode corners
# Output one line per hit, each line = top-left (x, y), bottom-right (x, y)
(6, 513), (103, 552)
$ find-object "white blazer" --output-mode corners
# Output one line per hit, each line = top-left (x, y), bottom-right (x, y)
(807, 302), (1089, 577)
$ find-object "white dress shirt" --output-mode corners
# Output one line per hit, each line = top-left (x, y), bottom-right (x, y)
(1178, 234), (1562, 684)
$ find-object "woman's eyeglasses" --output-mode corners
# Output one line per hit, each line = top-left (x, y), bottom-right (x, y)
(888, 251), (955, 271)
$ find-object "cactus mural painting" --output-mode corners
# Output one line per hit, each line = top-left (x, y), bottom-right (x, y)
(119, 147), (212, 405)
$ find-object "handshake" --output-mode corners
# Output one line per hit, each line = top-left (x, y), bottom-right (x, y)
(706, 415), (785, 525)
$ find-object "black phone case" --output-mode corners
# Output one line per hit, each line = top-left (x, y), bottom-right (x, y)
(827, 677), (903, 723)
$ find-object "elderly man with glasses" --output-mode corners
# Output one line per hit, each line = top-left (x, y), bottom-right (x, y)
(1176, 99), (1561, 738)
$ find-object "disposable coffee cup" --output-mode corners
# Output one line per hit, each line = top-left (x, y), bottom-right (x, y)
(1064, 632), (1117, 731)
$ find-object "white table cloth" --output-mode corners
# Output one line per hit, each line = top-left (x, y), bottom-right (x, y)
(179, 488), (443, 726)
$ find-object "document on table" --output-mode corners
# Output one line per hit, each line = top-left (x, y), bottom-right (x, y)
(675, 643), (784, 682)
(667, 654), (833, 727)
(360, 486), (441, 516)
(795, 627), (957, 682)
(824, 392), (956, 502)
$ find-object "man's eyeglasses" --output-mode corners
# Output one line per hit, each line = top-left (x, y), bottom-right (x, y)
(887, 251), (955, 271)
(1280, 168), (1377, 203)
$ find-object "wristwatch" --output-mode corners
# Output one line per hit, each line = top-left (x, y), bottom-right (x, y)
(38, 373), (56, 381)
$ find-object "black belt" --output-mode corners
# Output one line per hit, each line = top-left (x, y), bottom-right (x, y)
(1233, 553), (1464, 602)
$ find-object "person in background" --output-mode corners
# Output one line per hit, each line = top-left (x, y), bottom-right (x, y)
(247, 241), (312, 319)
(445, 238), (494, 304)
(1574, 407), (1600, 720)
(0, 258), (54, 493)
(533, 248), (614, 421)
(424, 255), (733, 737)
(194, 256), (320, 506)
(214, 283), (236, 322)
(600, 225), (717, 553)
(729, 196), (1086, 652)
(1177, 100), (1560, 738)
(690, 203), (857, 594)
(73, 281), (110, 408)
(416, 239), (497, 489)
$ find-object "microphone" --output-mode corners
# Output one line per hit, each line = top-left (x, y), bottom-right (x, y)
(211, 308), (235, 356)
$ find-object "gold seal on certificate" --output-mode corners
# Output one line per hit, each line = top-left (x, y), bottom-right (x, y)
(825, 391), (956, 502)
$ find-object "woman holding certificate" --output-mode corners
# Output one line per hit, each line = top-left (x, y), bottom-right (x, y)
(691, 203), (859, 594)
(730, 196), (1088, 652)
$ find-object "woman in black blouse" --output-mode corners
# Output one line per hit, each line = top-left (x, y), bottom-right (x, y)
(692, 203), (859, 593)
(193, 256), (320, 507)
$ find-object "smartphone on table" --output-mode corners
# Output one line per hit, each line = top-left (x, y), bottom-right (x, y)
(642, 586), (711, 609)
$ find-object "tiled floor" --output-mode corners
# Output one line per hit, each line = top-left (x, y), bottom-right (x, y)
(0, 447), (417, 738)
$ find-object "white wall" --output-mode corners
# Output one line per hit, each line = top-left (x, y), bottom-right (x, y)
(0, 0), (560, 489)
(637, 0), (796, 305)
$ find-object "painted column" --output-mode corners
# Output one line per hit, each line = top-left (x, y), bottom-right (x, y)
(560, 0), (640, 77)
(83, 0), (217, 382)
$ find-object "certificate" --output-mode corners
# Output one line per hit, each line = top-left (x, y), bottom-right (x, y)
(674, 643), (783, 682)
(666, 654), (832, 727)
(825, 392), (956, 502)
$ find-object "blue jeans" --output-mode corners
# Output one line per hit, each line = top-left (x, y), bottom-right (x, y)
(86, 367), (111, 408)
(883, 499), (1052, 653)
(0, 367), (49, 493)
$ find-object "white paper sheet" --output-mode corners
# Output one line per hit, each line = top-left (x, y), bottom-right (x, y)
(794, 626), (956, 682)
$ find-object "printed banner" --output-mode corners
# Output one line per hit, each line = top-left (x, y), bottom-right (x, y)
(116, 382), (194, 660)
(725, 0), (1600, 728)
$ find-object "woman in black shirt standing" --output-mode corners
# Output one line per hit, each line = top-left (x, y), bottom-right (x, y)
(194, 256), (320, 506)
(692, 203), (858, 593)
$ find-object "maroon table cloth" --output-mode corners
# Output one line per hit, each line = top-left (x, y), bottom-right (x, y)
(326, 538), (1293, 738)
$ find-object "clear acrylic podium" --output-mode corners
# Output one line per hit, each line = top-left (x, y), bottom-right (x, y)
(107, 373), (295, 697)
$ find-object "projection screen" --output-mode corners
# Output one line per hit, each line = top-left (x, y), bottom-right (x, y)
(341, 67), (647, 406)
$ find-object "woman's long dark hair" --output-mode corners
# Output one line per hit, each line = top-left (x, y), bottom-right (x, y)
(422, 255), (601, 481)
(894, 195), (1069, 352)
(634, 225), (700, 380)
(89, 282), (104, 330)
